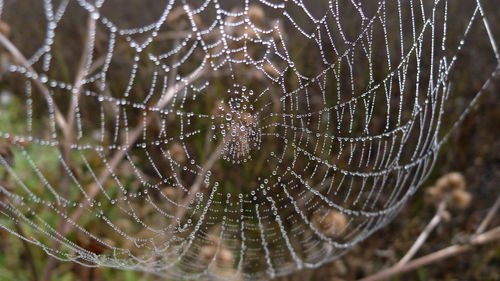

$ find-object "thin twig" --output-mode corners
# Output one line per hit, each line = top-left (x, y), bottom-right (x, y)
(164, 140), (225, 240)
(62, 65), (207, 235)
(358, 226), (500, 281)
(41, 14), (98, 281)
(66, 15), (97, 140)
(475, 195), (500, 235)
(0, 33), (67, 131)
(130, 129), (224, 243)
(396, 201), (447, 266)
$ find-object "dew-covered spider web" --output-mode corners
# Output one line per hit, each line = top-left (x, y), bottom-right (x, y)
(0, 0), (498, 280)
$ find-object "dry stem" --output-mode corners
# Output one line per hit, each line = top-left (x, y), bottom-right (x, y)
(41, 14), (97, 281)
(358, 227), (500, 281)
(475, 195), (500, 235)
(359, 193), (500, 281)
(0, 33), (67, 131)
(396, 201), (447, 266)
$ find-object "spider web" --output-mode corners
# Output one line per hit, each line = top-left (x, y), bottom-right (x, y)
(0, 0), (498, 280)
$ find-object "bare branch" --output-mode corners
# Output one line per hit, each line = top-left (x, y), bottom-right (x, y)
(63, 64), (207, 235)
(358, 226), (500, 281)
(396, 201), (447, 266)
(65, 15), (97, 140)
(164, 140), (225, 240)
(475, 195), (500, 235)
(41, 15), (98, 281)
(0, 33), (67, 131)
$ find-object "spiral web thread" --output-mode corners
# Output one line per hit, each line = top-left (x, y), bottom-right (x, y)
(0, 0), (498, 280)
